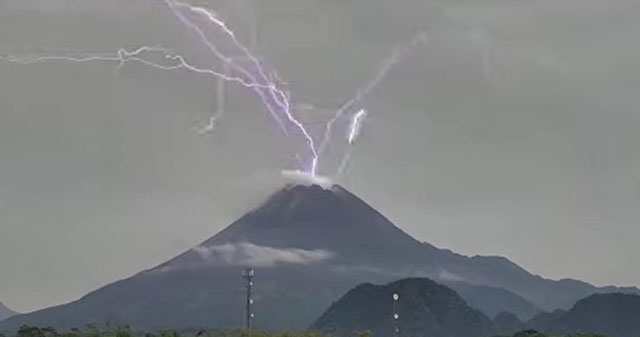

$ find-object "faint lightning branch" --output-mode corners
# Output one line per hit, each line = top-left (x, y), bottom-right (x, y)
(0, 46), (276, 92)
(197, 115), (220, 134)
(347, 109), (368, 145)
(338, 109), (368, 176)
(319, 31), (428, 157)
(0, 45), (286, 140)
(337, 152), (352, 176)
(0, 45), (284, 139)
(197, 64), (228, 135)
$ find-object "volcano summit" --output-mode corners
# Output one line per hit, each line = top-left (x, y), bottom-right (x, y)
(1, 184), (636, 332)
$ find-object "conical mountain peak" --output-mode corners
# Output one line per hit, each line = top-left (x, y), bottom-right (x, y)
(194, 184), (425, 267)
(2, 184), (635, 333)
(252, 183), (343, 218)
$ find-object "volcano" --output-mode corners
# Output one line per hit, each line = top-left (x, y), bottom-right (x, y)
(1, 184), (636, 332)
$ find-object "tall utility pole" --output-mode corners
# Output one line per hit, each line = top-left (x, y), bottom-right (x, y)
(242, 268), (254, 329)
(392, 293), (399, 337)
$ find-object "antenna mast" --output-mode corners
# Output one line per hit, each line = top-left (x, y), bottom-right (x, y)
(392, 293), (399, 337)
(242, 268), (254, 329)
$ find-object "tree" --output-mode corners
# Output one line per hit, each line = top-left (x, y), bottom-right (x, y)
(16, 326), (58, 337)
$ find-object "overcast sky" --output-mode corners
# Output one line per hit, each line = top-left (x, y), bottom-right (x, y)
(1, 0), (639, 313)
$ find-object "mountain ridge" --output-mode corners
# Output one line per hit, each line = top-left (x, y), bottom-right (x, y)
(533, 293), (640, 337)
(312, 279), (640, 337)
(311, 278), (495, 337)
(0, 184), (637, 332)
(0, 302), (17, 321)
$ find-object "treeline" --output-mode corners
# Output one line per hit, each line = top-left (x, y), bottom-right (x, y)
(0, 326), (330, 337)
(0, 326), (610, 337)
(500, 330), (609, 337)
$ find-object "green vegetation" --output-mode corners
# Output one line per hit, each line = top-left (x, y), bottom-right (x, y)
(3, 326), (330, 337)
(503, 330), (609, 337)
(2, 327), (611, 337)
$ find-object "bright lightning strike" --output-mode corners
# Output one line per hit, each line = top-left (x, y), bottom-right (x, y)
(164, 0), (319, 176)
(1, 2), (424, 180)
(2, 0), (320, 176)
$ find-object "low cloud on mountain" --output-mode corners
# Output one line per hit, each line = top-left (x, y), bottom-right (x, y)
(193, 242), (334, 267)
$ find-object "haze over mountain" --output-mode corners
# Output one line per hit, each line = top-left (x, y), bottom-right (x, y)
(529, 293), (640, 337)
(445, 282), (540, 320)
(492, 312), (525, 336)
(0, 302), (17, 321)
(0, 184), (637, 332)
(313, 281), (640, 337)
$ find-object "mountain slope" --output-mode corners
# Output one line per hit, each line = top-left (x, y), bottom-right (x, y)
(311, 278), (495, 337)
(164, 184), (432, 268)
(445, 281), (540, 320)
(493, 312), (525, 336)
(0, 302), (17, 321)
(0, 184), (637, 332)
(534, 293), (640, 337)
(0, 184), (430, 332)
(526, 310), (567, 332)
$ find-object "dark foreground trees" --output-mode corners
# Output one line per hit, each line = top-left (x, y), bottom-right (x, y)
(8, 326), (610, 337)
(11, 326), (329, 337)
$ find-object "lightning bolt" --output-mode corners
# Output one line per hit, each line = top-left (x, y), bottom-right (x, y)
(319, 31), (428, 158)
(0, 46), (275, 92)
(163, 0), (319, 176)
(2, 1), (321, 176)
(1, 2), (424, 180)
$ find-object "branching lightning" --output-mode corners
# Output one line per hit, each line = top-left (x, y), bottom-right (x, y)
(319, 31), (428, 157)
(0, 46), (275, 92)
(0, 1), (425, 180)
(164, 0), (319, 176)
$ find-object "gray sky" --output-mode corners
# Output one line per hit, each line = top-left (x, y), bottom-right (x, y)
(1, 0), (639, 313)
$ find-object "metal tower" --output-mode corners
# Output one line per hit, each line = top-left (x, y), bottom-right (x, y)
(242, 268), (254, 329)
(392, 293), (399, 337)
